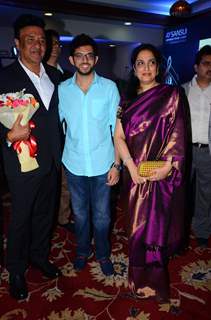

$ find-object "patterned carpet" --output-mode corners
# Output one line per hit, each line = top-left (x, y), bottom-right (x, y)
(0, 195), (211, 320)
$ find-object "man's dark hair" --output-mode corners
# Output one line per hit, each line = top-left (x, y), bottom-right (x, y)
(195, 45), (211, 65)
(13, 14), (45, 39)
(43, 29), (60, 63)
(69, 33), (98, 56)
(45, 29), (60, 41)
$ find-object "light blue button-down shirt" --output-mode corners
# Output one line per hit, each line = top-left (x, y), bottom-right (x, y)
(58, 72), (120, 176)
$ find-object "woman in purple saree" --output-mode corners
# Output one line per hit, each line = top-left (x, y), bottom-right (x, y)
(114, 44), (187, 301)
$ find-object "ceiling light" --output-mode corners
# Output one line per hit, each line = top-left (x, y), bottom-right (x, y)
(124, 22), (132, 26)
(44, 12), (53, 16)
(109, 44), (116, 47)
(170, 1), (191, 17)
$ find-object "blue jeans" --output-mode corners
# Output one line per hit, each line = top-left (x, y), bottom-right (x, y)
(65, 170), (111, 260)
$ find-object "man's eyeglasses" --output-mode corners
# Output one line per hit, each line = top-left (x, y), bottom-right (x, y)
(200, 60), (211, 67)
(73, 52), (95, 61)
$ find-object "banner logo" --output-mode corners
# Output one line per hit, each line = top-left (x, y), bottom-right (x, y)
(165, 28), (188, 44)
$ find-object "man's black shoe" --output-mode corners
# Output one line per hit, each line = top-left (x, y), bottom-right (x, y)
(197, 237), (208, 248)
(9, 274), (28, 300)
(32, 261), (62, 279)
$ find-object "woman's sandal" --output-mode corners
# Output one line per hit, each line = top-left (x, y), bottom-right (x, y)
(136, 287), (156, 298)
(131, 285), (156, 300)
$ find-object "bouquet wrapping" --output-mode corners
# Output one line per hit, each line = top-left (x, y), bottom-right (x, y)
(0, 89), (39, 172)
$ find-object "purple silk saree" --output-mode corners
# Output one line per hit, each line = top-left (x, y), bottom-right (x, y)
(120, 84), (187, 299)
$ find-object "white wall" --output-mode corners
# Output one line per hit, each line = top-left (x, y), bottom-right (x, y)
(0, 27), (14, 52)
(0, 12), (164, 76)
(61, 18), (163, 46)
(52, 17), (164, 80)
(112, 43), (138, 80)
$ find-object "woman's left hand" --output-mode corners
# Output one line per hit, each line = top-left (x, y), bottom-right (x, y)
(148, 161), (172, 181)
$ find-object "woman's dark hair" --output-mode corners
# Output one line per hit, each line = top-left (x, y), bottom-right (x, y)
(13, 14), (45, 39)
(195, 45), (211, 65)
(43, 29), (60, 63)
(124, 43), (163, 101)
(69, 33), (98, 56)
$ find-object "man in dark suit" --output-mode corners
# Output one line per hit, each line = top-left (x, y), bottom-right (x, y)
(0, 14), (62, 300)
(43, 29), (74, 231)
(44, 29), (73, 81)
(0, 161), (3, 280)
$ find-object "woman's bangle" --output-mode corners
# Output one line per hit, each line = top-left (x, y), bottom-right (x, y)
(123, 156), (133, 166)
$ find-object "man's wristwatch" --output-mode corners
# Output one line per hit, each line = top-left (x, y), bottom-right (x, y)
(111, 162), (122, 171)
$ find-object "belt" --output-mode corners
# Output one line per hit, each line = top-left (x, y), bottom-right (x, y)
(193, 143), (209, 148)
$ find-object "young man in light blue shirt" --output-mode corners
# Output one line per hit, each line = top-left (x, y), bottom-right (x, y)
(58, 34), (120, 276)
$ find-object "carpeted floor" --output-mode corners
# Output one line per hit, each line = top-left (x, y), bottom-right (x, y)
(0, 195), (211, 320)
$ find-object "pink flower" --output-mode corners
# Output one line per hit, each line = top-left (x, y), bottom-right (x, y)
(0, 90), (39, 110)
(12, 99), (28, 108)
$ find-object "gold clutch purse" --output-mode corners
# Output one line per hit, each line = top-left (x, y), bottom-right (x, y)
(138, 161), (167, 177)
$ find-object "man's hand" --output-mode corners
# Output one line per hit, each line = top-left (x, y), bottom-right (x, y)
(106, 167), (120, 186)
(7, 114), (31, 143)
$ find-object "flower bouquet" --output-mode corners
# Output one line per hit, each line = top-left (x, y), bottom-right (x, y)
(0, 89), (39, 172)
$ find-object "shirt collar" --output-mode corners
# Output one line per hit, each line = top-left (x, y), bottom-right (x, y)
(191, 74), (211, 90)
(191, 75), (199, 88)
(18, 58), (45, 78)
(71, 71), (99, 85)
(57, 64), (64, 74)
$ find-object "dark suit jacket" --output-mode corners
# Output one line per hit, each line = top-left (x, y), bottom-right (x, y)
(0, 61), (62, 178)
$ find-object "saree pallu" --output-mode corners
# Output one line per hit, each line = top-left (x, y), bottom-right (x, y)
(121, 84), (187, 299)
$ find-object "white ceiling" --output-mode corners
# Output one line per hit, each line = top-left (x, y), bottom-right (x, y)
(0, 0), (210, 28)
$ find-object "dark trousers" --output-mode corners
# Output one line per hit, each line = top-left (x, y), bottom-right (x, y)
(0, 159), (5, 268)
(191, 146), (211, 239)
(0, 199), (3, 268)
(58, 166), (71, 225)
(6, 165), (58, 275)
